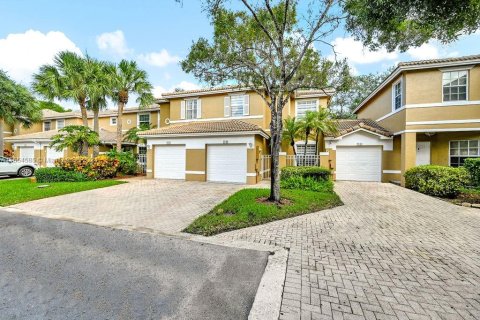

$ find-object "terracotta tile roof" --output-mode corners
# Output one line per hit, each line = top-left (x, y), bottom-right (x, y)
(398, 54), (480, 67)
(5, 128), (133, 145)
(295, 89), (335, 98)
(41, 105), (159, 119)
(325, 119), (392, 138)
(139, 120), (269, 137)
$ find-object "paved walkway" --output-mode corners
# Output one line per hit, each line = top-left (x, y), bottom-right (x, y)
(213, 182), (480, 320)
(9, 179), (244, 234)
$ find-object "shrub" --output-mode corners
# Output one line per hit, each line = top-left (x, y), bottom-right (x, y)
(281, 166), (331, 181)
(35, 167), (89, 182)
(464, 158), (480, 187)
(106, 150), (138, 175)
(404, 165), (470, 198)
(3, 149), (13, 158)
(281, 176), (334, 192)
(55, 156), (119, 180)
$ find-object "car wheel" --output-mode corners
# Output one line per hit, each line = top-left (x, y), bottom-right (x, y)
(18, 166), (34, 177)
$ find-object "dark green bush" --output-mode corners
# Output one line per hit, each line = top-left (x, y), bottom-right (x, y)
(35, 167), (89, 183)
(464, 158), (480, 187)
(281, 166), (331, 181)
(106, 150), (138, 175)
(281, 176), (334, 192)
(404, 165), (470, 198)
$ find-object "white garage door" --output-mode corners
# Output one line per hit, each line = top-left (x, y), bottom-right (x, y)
(336, 146), (382, 182)
(154, 145), (186, 179)
(207, 144), (247, 183)
(19, 147), (35, 163)
(46, 147), (64, 167)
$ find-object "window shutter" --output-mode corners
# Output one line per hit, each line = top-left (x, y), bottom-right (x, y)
(224, 96), (231, 117)
(180, 100), (186, 119)
(243, 95), (250, 115)
(196, 99), (202, 118)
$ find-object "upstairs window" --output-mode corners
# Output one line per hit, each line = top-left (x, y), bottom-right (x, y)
(296, 100), (317, 119)
(110, 117), (117, 125)
(224, 94), (250, 117)
(57, 119), (65, 130)
(392, 80), (402, 110)
(443, 71), (467, 101)
(138, 113), (150, 127)
(450, 140), (479, 167)
(43, 121), (51, 131)
(186, 99), (198, 119)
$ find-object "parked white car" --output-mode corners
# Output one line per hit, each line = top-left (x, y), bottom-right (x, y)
(0, 156), (37, 177)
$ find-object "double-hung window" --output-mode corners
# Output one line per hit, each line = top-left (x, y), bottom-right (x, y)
(57, 119), (65, 130)
(443, 71), (467, 101)
(296, 100), (317, 119)
(392, 80), (402, 111)
(186, 99), (198, 119)
(44, 121), (51, 131)
(138, 113), (150, 128)
(450, 140), (479, 167)
(230, 95), (246, 117)
(110, 117), (117, 125)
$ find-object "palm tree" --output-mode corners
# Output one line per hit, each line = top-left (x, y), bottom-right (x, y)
(123, 123), (154, 145)
(0, 70), (41, 152)
(298, 111), (318, 165)
(313, 109), (338, 155)
(50, 125), (99, 154)
(282, 117), (300, 156)
(33, 51), (91, 155)
(107, 60), (154, 152)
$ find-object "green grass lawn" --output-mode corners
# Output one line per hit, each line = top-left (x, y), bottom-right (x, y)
(184, 187), (343, 236)
(455, 187), (480, 204)
(0, 178), (125, 206)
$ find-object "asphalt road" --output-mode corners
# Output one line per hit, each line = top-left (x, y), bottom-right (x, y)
(0, 210), (269, 319)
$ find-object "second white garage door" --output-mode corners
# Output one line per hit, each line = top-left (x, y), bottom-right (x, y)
(336, 146), (381, 182)
(207, 144), (247, 183)
(154, 145), (186, 179)
(46, 147), (64, 167)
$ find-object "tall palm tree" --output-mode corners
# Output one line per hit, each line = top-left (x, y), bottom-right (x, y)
(313, 109), (338, 155)
(282, 117), (300, 156)
(107, 60), (154, 152)
(298, 111), (318, 165)
(0, 70), (41, 152)
(33, 51), (91, 155)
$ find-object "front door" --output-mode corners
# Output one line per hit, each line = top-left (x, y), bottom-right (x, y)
(416, 142), (431, 166)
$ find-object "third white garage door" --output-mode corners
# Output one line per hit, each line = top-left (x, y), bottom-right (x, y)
(336, 146), (381, 182)
(207, 144), (247, 183)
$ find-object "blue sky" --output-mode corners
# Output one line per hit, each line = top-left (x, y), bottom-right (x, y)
(0, 0), (479, 108)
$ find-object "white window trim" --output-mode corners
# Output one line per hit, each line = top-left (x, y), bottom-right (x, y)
(43, 121), (51, 132)
(391, 78), (403, 112)
(110, 117), (117, 126)
(295, 99), (319, 118)
(229, 93), (249, 117)
(56, 119), (65, 130)
(185, 98), (198, 120)
(137, 112), (151, 128)
(448, 139), (480, 166)
(442, 70), (469, 103)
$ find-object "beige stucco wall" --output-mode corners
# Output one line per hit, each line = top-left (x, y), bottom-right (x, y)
(356, 75), (402, 121)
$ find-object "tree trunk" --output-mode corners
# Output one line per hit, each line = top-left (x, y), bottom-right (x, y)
(79, 100), (89, 156)
(0, 119), (4, 156)
(93, 108), (100, 157)
(269, 98), (283, 203)
(290, 140), (297, 156)
(116, 101), (124, 152)
(303, 129), (309, 165)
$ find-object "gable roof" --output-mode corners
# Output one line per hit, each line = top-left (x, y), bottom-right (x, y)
(353, 54), (480, 114)
(325, 119), (392, 138)
(138, 120), (269, 138)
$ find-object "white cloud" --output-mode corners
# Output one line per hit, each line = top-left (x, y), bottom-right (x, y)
(152, 85), (167, 97)
(330, 37), (398, 64)
(0, 29), (81, 84)
(96, 30), (131, 57)
(406, 43), (439, 60)
(138, 49), (180, 67)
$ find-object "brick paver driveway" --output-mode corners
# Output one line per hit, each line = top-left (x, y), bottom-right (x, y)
(214, 182), (480, 320)
(8, 178), (243, 234)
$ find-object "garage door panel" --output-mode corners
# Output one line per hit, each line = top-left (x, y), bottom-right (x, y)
(336, 146), (381, 182)
(19, 147), (35, 163)
(207, 144), (247, 183)
(154, 145), (186, 179)
(46, 148), (64, 167)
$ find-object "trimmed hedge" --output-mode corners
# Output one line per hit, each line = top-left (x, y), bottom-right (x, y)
(404, 165), (470, 198)
(35, 167), (89, 183)
(464, 158), (480, 187)
(106, 150), (138, 175)
(280, 166), (331, 181)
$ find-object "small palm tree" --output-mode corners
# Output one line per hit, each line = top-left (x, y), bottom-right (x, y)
(123, 123), (154, 145)
(298, 111), (318, 165)
(282, 117), (300, 156)
(313, 109), (338, 155)
(50, 125), (100, 154)
(107, 60), (154, 152)
(33, 51), (92, 155)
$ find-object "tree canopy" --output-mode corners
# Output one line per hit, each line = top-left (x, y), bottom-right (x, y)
(38, 100), (72, 113)
(343, 0), (480, 52)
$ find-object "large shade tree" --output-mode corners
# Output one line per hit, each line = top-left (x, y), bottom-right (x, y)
(0, 70), (41, 153)
(182, 0), (350, 202)
(107, 60), (154, 152)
